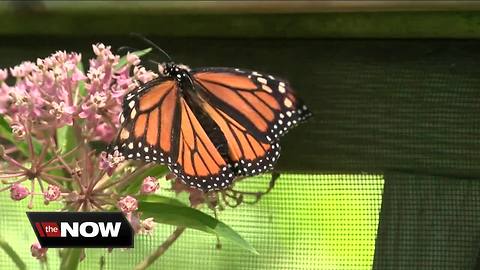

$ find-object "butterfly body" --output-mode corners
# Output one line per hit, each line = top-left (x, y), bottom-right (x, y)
(111, 61), (311, 192)
(161, 62), (193, 92)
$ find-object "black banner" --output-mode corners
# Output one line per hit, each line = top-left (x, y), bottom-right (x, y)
(27, 212), (133, 248)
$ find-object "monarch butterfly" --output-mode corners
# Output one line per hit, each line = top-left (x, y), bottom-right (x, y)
(110, 48), (311, 192)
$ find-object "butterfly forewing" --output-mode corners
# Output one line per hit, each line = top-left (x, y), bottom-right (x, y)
(191, 67), (310, 177)
(192, 67), (311, 143)
(112, 78), (180, 164)
(111, 77), (236, 191)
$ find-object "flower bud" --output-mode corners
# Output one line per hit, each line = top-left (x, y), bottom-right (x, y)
(188, 189), (205, 207)
(117, 196), (138, 213)
(44, 185), (61, 201)
(141, 218), (155, 235)
(140, 176), (159, 194)
(10, 183), (29, 201)
(31, 242), (47, 260)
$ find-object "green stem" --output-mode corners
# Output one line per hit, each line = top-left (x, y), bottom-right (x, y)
(59, 248), (82, 270)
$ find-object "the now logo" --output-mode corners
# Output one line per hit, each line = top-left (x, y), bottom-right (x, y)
(35, 221), (121, 238)
(27, 212), (133, 247)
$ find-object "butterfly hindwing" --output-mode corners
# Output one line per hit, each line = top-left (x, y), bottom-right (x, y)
(196, 93), (281, 177)
(168, 97), (235, 190)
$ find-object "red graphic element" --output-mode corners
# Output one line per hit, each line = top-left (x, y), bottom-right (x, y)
(41, 222), (60, 237)
(35, 222), (45, 237)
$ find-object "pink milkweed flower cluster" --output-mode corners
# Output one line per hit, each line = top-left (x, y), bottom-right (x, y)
(0, 44), (165, 260)
(141, 176), (160, 194)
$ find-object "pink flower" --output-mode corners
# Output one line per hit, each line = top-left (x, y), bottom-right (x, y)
(141, 176), (159, 194)
(125, 213), (155, 235)
(31, 242), (47, 260)
(92, 43), (118, 64)
(133, 66), (158, 83)
(117, 196), (138, 213)
(94, 123), (116, 142)
(79, 92), (107, 120)
(141, 218), (155, 235)
(0, 68), (7, 81)
(48, 101), (76, 126)
(44, 185), (61, 201)
(99, 150), (124, 176)
(126, 52), (140, 66)
(10, 183), (29, 201)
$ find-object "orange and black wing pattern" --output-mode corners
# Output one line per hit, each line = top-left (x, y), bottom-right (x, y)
(110, 65), (311, 192)
(111, 78), (180, 164)
(110, 77), (235, 191)
(167, 97), (235, 190)
(196, 92), (281, 177)
(192, 68), (311, 177)
(192, 68), (311, 143)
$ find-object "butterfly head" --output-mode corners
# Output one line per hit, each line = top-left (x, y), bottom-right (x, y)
(159, 62), (193, 89)
(159, 62), (190, 76)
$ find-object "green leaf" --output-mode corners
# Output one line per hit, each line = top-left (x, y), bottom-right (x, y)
(60, 248), (82, 270)
(73, 61), (86, 105)
(56, 125), (76, 157)
(0, 235), (26, 270)
(138, 196), (258, 254)
(114, 48), (152, 71)
(137, 194), (187, 207)
(120, 165), (168, 195)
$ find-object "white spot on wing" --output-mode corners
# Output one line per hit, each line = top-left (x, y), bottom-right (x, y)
(257, 77), (267, 84)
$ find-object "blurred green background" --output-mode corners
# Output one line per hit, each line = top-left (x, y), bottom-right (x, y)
(2, 1), (480, 269)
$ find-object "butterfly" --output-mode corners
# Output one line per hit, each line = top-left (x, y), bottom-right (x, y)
(109, 57), (311, 192)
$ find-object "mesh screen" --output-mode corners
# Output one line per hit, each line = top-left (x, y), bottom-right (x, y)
(374, 172), (480, 270)
(0, 174), (383, 269)
(1, 38), (479, 269)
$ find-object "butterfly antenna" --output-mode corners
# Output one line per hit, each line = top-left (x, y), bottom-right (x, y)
(147, 59), (161, 66)
(129, 33), (172, 62)
(117, 46), (140, 54)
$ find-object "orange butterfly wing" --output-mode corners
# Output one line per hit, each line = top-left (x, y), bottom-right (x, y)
(112, 78), (179, 163)
(111, 78), (235, 191)
(111, 67), (311, 191)
(168, 98), (235, 190)
(193, 68), (311, 143)
(191, 68), (310, 177)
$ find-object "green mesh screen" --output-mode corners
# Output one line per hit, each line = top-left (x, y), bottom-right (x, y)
(0, 174), (383, 269)
(374, 172), (480, 270)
